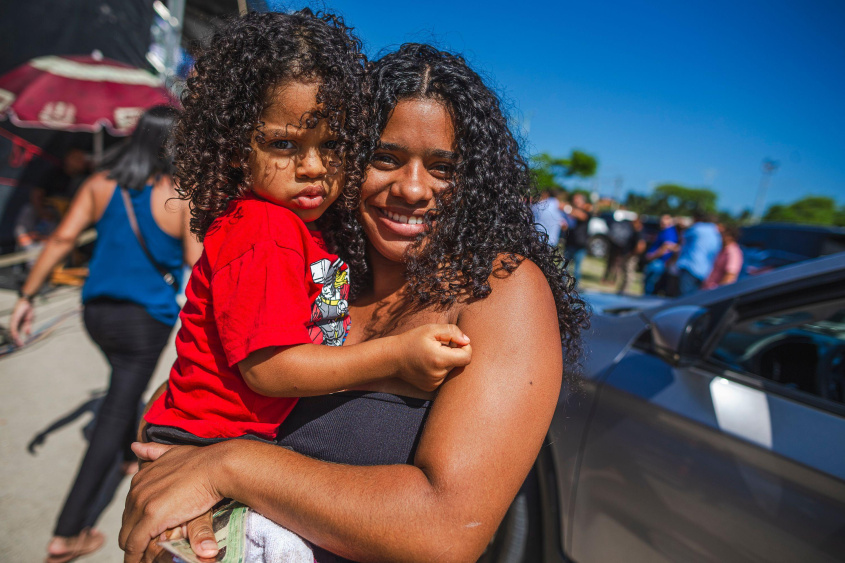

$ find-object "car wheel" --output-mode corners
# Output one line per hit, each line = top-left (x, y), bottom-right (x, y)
(477, 468), (541, 563)
(587, 235), (609, 258)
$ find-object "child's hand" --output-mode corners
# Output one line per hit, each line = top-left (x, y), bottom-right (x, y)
(396, 324), (472, 392)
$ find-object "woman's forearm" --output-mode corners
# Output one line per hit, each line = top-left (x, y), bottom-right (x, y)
(20, 235), (77, 296)
(215, 440), (492, 563)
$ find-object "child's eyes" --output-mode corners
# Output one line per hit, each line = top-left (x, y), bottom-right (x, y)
(323, 140), (338, 150)
(269, 139), (295, 150)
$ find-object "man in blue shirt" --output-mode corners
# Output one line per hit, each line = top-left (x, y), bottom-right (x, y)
(675, 211), (722, 296)
(642, 214), (678, 295)
(531, 189), (566, 247)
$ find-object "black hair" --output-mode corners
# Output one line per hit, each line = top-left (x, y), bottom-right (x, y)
(172, 9), (369, 240)
(323, 44), (589, 369)
(104, 105), (179, 191)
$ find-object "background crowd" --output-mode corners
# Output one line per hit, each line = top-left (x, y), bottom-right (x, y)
(531, 188), (745, 297)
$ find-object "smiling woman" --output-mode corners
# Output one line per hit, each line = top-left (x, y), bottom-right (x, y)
(121, 42), (589, 563)
(359, 98), (456, 258)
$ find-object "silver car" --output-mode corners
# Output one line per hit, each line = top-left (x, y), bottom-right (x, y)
(483, 252), (845, 563)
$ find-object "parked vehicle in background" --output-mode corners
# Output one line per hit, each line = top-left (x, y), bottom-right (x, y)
(740, 223), (845, 276)
(586, 209), (638, 258)
(484, 253), (845, 563)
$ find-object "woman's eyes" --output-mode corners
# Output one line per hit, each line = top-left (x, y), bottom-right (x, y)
(371, 153), (398, 167)
(430, 163), (454, 177)
(371, 154), (454, 178)
(267, 139), (338, 151)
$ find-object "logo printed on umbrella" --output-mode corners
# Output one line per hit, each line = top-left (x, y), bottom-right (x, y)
(0, 88), (14, 113)
(114, 107), (144, 132)
(38, 102), (76, 127)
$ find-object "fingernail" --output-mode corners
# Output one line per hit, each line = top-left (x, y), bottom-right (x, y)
(201, 540), (218, 553)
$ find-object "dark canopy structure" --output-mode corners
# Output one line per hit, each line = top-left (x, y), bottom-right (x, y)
(0, 0), (245, 252)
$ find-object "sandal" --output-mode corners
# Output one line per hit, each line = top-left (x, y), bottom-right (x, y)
(45, 528), (105, 563)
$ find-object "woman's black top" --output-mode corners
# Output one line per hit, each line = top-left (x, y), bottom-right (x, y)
(276, 390), (433, 562)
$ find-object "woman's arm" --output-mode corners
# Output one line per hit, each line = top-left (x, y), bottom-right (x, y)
(9, 174), (108, 345)
(121, 259), (562, 563)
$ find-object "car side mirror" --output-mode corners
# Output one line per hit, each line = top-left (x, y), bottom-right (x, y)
(650, 305), (711, 365)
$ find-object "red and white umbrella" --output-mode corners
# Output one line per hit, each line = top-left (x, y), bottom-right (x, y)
(0, 54), (178, 159)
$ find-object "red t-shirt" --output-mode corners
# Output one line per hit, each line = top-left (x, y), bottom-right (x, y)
(144, 196), (351, 439)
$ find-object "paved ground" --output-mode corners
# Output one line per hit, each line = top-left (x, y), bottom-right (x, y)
(576, 255), (645, 295)
(0, 286), (176, 563)
(0, 255), (643, 562)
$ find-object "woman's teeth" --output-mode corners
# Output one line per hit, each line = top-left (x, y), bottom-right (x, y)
(384, 209), (423, 225)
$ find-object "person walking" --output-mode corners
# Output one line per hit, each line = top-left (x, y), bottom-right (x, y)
(674, 210), (721, 296)
(531, 188), (566, 247)
(642, 214), (678, 295)
(602, 216), (634, 286)
(563, 192), (592, 282)
(8, 105), (202, 563)
(702, 224), (744, 289)
(616, 217), (645, 295)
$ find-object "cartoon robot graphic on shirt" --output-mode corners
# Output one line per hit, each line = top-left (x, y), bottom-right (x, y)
(309, 258), (351, 346)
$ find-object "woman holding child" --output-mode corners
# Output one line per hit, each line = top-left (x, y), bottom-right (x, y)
(121, 10), (587, 563)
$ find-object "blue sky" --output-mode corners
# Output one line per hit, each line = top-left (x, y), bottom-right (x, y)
(274, 0), (845, 213)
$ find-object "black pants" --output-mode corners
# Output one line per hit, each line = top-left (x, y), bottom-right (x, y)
(54, 298), (172, 537)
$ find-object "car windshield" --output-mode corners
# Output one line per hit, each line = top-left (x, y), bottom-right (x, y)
(711, 299), (845, 405)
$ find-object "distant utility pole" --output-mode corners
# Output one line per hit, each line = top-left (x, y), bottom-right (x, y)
(614, 176), (623, 206)
(751, 158), (779, 223)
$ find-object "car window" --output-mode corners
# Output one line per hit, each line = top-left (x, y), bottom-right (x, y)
(710, 299), (845, 405)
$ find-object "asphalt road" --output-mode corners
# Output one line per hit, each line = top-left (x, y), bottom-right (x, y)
(0, 286), (176, 563)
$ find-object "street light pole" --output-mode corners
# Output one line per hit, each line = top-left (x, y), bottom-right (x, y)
(751, 158), (779, 223)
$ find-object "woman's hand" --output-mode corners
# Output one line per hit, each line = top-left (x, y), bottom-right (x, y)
(120, 442), (225, 563)
(9, 298), (35, 347)
(138, 512), (217, 563)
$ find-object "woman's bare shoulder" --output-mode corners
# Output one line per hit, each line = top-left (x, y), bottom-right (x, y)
(82, 171), (116, 191)
(459, 256), (555, 321)
(79, 171), (117, 203)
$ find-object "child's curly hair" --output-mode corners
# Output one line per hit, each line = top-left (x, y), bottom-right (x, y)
(172, 9), (369, 240)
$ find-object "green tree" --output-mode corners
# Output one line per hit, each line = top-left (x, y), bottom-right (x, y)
(530, 150), (598, 192)
(835, 207), (845, 227)
(763, 196), (839, 226)
(651, 184), (718, 215)
(623, 184), (718, 216)
(623, 191), (650, 213)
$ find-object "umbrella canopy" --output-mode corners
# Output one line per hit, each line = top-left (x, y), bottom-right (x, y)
(0, 54), (177, 136)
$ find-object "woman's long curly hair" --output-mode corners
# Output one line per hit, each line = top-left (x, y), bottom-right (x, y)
(323, 43), (589, 368)
(172, 9), (369, 240)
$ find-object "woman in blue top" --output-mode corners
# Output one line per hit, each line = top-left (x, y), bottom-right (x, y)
(8, 105), (202, 563)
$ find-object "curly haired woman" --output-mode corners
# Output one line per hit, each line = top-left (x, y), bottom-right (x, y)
(121, 42), (589, 563)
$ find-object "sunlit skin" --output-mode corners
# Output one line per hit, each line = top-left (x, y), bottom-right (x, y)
(248, 80), (342, 223)
(358, 98), (457, 266)
(120, 93), (563, 563)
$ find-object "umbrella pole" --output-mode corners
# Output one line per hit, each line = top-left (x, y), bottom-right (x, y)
(93, 129), (103, 167)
